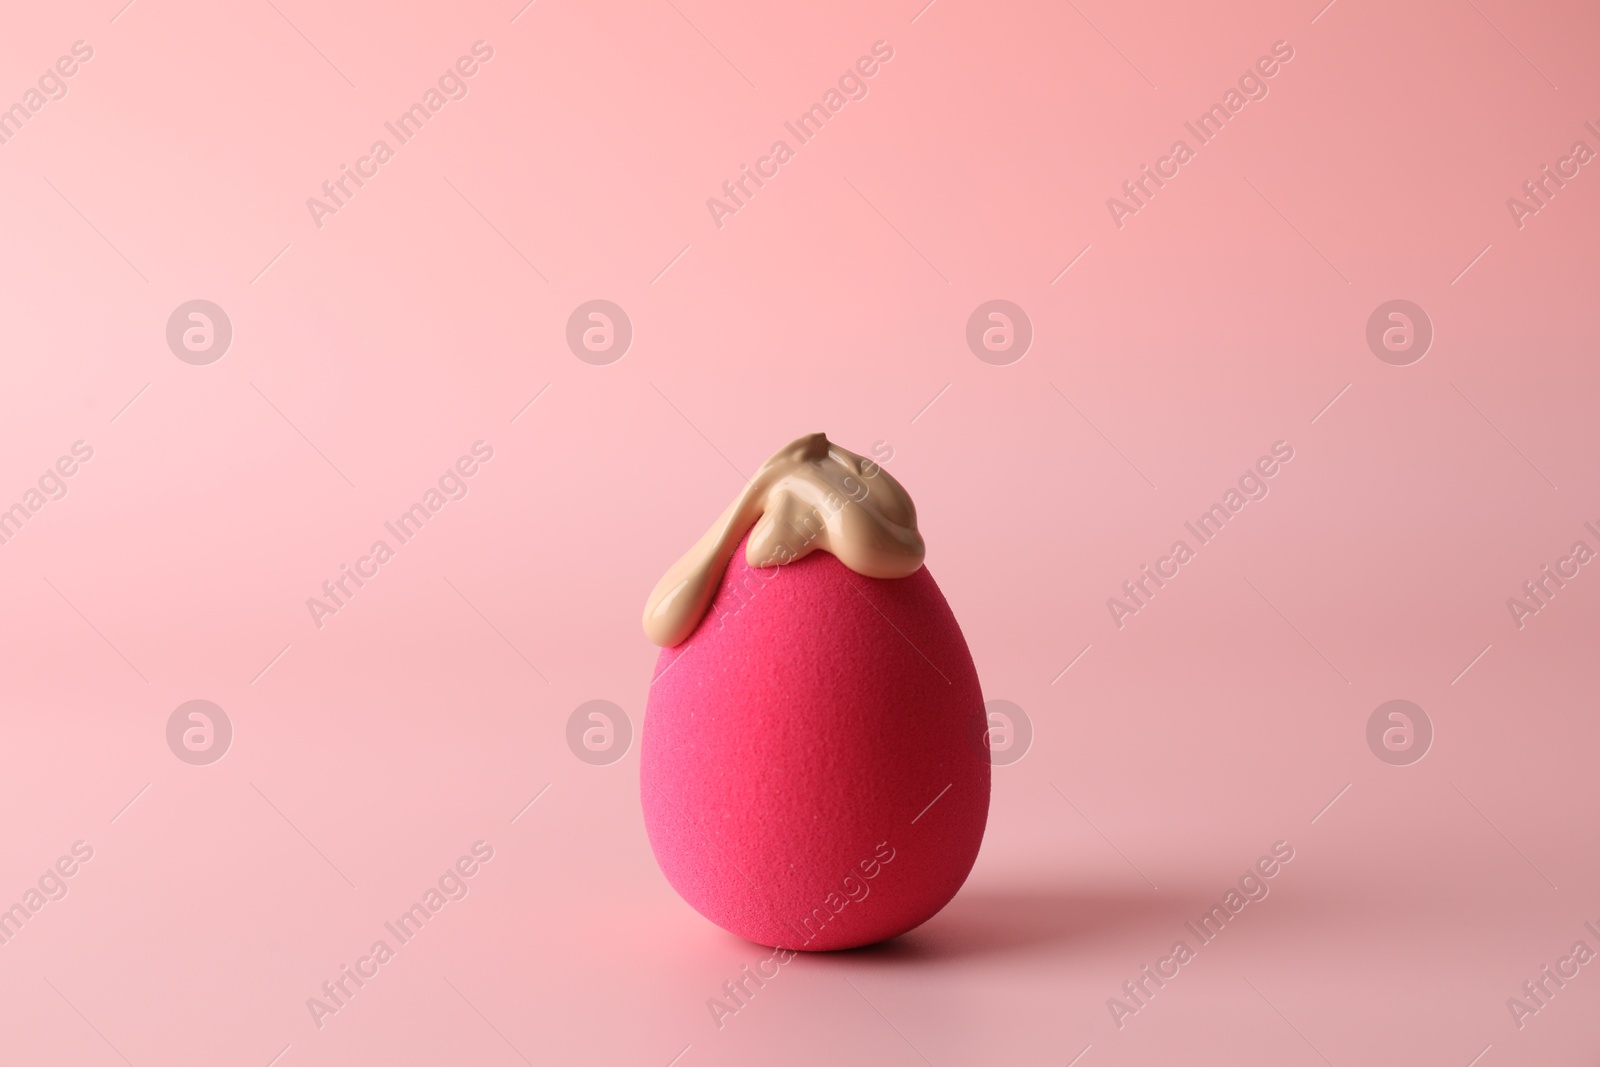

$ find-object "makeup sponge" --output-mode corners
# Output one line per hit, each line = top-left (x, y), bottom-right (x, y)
(641, 532), (988, 951)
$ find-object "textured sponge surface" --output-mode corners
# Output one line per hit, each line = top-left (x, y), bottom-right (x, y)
(641, 534), (988, 950)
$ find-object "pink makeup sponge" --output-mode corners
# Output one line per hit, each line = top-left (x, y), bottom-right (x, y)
(641, 533), (988, 951)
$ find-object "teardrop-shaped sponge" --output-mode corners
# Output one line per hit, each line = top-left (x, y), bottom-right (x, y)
(641, 533), (988, 950)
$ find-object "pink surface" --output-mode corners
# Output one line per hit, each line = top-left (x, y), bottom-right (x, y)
(641, 532), (988, 951)
(1, 0), (1598, 1064)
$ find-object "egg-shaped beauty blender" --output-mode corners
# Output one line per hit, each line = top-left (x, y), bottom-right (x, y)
(640, 434), (988, 951)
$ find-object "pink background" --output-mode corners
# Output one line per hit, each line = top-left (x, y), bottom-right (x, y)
(2, 0), (1598, 1063)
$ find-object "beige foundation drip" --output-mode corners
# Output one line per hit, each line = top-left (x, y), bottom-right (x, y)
(642, 433), (925, 647)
